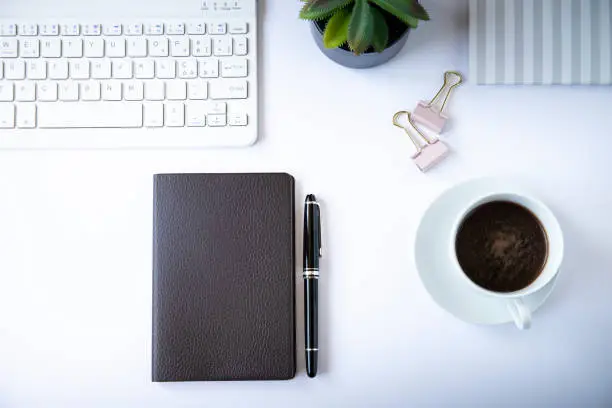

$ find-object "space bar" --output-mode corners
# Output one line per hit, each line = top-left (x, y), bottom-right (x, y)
(38, 103), (143, 128)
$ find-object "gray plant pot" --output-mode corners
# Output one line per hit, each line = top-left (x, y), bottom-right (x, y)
(310, 20), (410, 69)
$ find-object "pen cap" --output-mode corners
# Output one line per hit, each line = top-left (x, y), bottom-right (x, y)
(303, 195), (321, 269)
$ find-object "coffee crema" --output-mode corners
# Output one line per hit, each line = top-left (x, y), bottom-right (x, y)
(455, 201), (548, 293)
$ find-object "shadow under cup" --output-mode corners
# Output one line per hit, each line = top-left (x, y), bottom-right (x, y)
(450, 193), (564, 299)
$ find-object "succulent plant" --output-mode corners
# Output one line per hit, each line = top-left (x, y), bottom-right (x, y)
(300, 0), (429, 55)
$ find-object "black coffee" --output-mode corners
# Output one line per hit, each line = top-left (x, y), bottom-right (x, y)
(455, 201), (548, 293)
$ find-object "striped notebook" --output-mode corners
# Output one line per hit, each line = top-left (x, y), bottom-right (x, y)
(470, 0), (612, 85)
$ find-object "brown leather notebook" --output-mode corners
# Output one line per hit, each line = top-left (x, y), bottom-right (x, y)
(152, 173), (296, 382)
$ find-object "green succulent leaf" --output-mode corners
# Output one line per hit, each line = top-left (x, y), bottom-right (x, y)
(300, 0), (354, 21)
(323, 8), (351, 48)
(404, 14), (419, 29)
(370, 0), (428, 28)
(408, 1), (430, 20)
(347, 0), (374, 55)
(370, 7), (389, 52)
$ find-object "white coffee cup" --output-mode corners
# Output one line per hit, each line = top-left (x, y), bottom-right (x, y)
(449, 191), (564, 330)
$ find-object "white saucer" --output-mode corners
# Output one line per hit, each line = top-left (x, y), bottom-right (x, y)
(414, 178), (558, 325)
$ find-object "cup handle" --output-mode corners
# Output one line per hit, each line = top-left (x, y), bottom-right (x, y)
(507, 298), (532, 330)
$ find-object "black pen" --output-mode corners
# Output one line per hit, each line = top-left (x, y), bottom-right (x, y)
(303, 194), (321, 378)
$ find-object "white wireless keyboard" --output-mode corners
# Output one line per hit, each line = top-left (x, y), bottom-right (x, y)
(0, 3), (258, 148)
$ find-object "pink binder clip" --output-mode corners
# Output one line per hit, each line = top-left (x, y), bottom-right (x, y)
(392, 111), (449, 173)
(412, 71), (463, 134)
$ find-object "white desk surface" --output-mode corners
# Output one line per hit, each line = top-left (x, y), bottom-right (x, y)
(1, 0), (612, 407)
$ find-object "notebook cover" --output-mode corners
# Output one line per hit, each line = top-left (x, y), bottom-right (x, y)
(470, 0), (612, 85)
(152, 173), (296, 381)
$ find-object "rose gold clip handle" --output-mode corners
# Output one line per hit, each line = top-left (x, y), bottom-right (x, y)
(425, 71), (463, 113)
(392, 110), (436, 154)
(392, 111), (450, 172)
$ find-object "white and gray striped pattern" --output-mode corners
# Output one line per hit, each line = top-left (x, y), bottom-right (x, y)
(469, 0), (612, 85)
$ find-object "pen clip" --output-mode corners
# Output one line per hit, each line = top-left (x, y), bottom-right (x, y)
(317, 203), (322, 258)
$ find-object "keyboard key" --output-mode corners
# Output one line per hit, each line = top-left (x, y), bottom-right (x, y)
(192, 37), (212, 57)
(229, 22), (248, 34)
(15, 82), (36, 101)
(40, 24), (59, 36)
(91, 60), (111, 79)
(145, 82), (164, 100)
(0, 104), (15, 128)
(5, 61), (25, 80)
(228, 112), (247, 126)
(210, 23), (226, 35)
(63, 38), (83, 58)
(127, 38), (147, 57)
(234, 36), (248, 56)
(48, 61), (69, 79)
(27, 61), (46, 80)
(124, 81), (144, 101)
(209, 79), (247, 99)
(103, 24), (122, 36)
(198, 59), (218, 78)
(82, 24), (102, 36)
(81, 81), (101, 100)
(156, 60), (176, 79)
(186, 102), (206, 126)
(38, 82), (58, 101)
(221, 58), (247, 78)
(19, 24), (38, 36)
(134, 60), (154, 79)
(0, 83), (14, 101)
(41, 38), (61, 57)
(187, 23), (206, 35)
(145, 23), (164, 35)
(207, 114), (226, 127)
(16, 103), (36, 128)
(165, 102), (185, 126)
(0, 62), (3, 79)
(170, 38), (190, 57)
(112, 60), (132, 79)
(213, 37), (232, 56)
(0, 24), (17, 36)
(178, 60), (197, 78)
(70, 61), (90, 79)
(166, 23), (185, 35)
(0, 38), (18, 58)
(20, 39), (40, 58)
(84, 38), (104, 58)
(125, 23), (143, 36)
(207, 102), (226, 114)
(149, 38), (168, 57)
(187, 80), (207, 100)
(38, 102), (143, 128)
(59, 82), (79, 101)
(61, 24), (80, 36)
(167, 81), (187, 100)
(107, 38), (126, 57)
(144, 102), (164, 127)
(102, 82), (122, 101)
